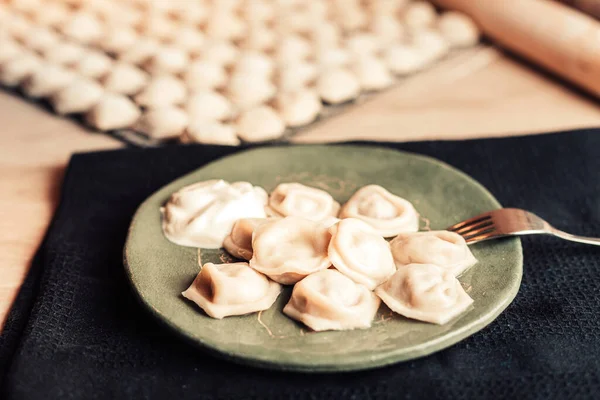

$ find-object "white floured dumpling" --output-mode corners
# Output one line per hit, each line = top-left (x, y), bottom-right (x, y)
(275, 35), (312, 65)
(250, 217), (331, 284)
(223, 218), (268, 260)
(201, 40), (239, 67)
(74, 51), (113, 79)
(184, 60), (227, 90)
(22, 27), (60, 52)
(185, 120), (241, 146)
(328, 218), (396, 290)
(135, 75), (187, 108)
(0, 38), (23, 64)
(340, 185), (419, 237)
(102, 63), (149, 95)
(22, 64), (75, 98)
(169, 26), (206, 54)
(375, 264), (474, 325)
(6, 15), (33, 41)
(161, 180), (268, 248)
(143, 14), (178, 41)
(437, 11), (480, 48)
(240, 23), (275, 52)
(0, 53), (42, 87)
(370, 14), (405, 47)
(275, 89), (322, 128)
(402, 1), (437, 32)
(182, 262), (281, 319)
(317, 68), (360, 104)
(236, 106), (285, 142)
(30, 2), (70, 27)
(283, 269), (381, 331)
(61, 12), (104, 44)
(99, 26), (139, 54)
(86, 93), (141, 131)
(351, 56), (394, 91)
(390, 231), (478, 276)
(51, 78), (104, 115)
(234, 51), (274, 78)
(345, 33), (380, 57)
(276, 62), (318, 92)
(266, 183), (340, 221)
(186, 90), (234, 121)
(205, 10), (246, 41)
(173, 2), (209, 24)
(311, 22), (341, 49)
(135, 107), (188, 139)
(315, 47), (350, 69)
(145, 46), (190, 75)
(226, 73), (276, 110)
(384, 44), (427, 75)
(118, 38), (160, 65)
(242, 1), (275, 23)
(43, 42), (86, 66)
(411, 30), (450, 64)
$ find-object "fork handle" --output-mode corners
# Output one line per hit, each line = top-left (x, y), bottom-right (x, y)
(552, 229), (600, 246)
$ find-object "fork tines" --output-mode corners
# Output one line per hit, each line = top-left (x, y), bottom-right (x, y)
(447, 212), (496, 242)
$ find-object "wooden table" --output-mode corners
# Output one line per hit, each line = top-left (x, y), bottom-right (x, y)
(1, 47), (599, 329)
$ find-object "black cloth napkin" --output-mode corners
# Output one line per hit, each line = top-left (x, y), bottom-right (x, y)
(2, 129), (600, 400)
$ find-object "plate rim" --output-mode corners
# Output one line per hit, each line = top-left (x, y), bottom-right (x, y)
(123, 144), (523, 372)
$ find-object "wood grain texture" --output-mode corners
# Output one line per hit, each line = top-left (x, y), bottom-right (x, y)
(432, 0), (600, 97)
(1, 50), (599, 330)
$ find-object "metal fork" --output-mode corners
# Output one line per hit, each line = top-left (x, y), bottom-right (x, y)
(447, 208), (600, 246)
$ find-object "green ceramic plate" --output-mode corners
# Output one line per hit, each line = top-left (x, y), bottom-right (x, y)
(124, 145), (522, 372)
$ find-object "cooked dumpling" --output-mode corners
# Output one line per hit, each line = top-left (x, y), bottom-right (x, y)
(266, 183), (340, 221)
(328, 218), (396, 290)
(340, 185), (419, 237)
(283, 269), (380, 331)
(161, 180), (268, 248)
(390, 231), (478, 276)
(223, 218), (268, 260)
(250, 217), (331, 284)
(375, 264), (474, 325)
(182, 262), (281, 319)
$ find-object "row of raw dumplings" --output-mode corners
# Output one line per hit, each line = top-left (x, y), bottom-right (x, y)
(0, 0), (480, 144)
(163, 180), (477, 331)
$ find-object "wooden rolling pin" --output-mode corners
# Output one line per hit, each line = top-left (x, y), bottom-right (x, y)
(431, 0), (600, 98)
(559, 0), (600, 20)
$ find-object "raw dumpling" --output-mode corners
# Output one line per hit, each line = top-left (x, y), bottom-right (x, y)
(135, 107), (188, 139)
(22, 27), (60, 52)
(411, 30), (450, 64)
(0, 38), (23, 64)
(223, 218), (268, 260)
(283, 269), (380, 331)
(375, 264), (473, 325)
(274, 89), (322, 128)
(226, 73), (276, 110)
(135, 75), (186, 108)
(51, 78), (104, 115)
(276, 62), (318, 92)
(185, 120), (241, 146)
(201, 40), (239, 67)
(118, 37), (160, 65)
(145, 46), (190, 75)
(317, 68), (360, 105)
(102, 63), (149, 95)
(0, 54), (42, 87)
(236, 106), (285, 142)
(184, 60), (227, 90)
(234, 51), (274, 78)
(351, 56), (394, 91)
(168, 26), (206, 54)
(86, 93), (141, 130)
(385, 44), (427, 75)
(99, 26), (139, 54)
(22, 64), (75, 98)
(340, 185), (419, 237)
(43, 42), (86, 66)
(161, 180), (268, 248)
(61, 12), (104, 44)
(402, 1), (437, 32)
(390, 231), (477, 276)
(186, 90), (233, 121)
(437, 11), (480, 48)
(182, 262), (281, 319)
(328, 218), (396, 290)
(266, 183), (340, 221)
(250, 217), (331, 284)
(74, 52), (113, 79)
